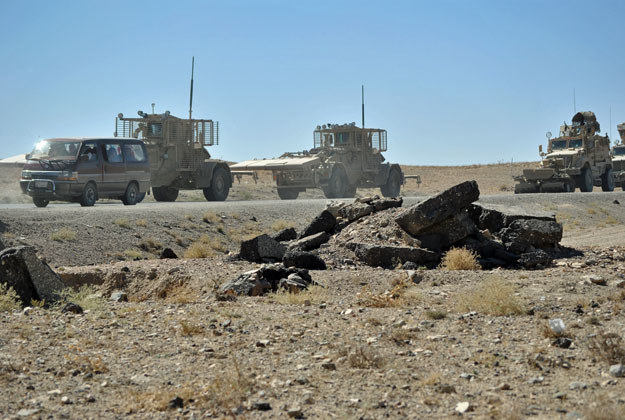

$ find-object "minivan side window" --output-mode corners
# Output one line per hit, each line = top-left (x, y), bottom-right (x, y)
(123, 144), (147, 162)
(79, 143), (99, 162)
(104, 144), (123, 163)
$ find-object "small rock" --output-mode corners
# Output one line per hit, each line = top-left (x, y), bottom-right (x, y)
(552, 337), (573, 349)
(455, 401), (471, 413)
(62, 302), (83, 314)
(287, 406), (303, 418)
(17, 409), (40, 417)
(61, 396), (72, 405)
(23, 307), (33, 316)
(110, 291), (128, 302)
(160, 247), (178, 259)
(569, 381), (587, 390)
(548, 318), (566, 334)
(253, 402), (272, 411)
(168, 396), (184, 409)
(528, 376), (544, 384)
(614, 279), (625, 289)
(609, 364), (625, 377)
(321, 362), (336, 370)
(256, 339), (270, 348)
(585, 275), (606, 286)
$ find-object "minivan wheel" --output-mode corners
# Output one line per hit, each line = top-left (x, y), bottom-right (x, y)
(80, 183), (97, 207)
(136, 192), (146, 203)
(152, 186), (179, 202)
(33, 197), (49, 208)
(122, 182), (139, 205)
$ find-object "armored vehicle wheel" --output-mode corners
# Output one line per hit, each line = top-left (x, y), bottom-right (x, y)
(203, 168), (230, 201)
(601, 167), (615, 192)
(153, 186), (179, 202)
(122, 182), (139, 205)
(277, 188), (299, 200)
(579, 167), (593, 192)
(514, 183), (539, 194)
(324, 167), (347, 199)
(136, 192), (146, 203)
(80, 182), (97, 207)
(33, 197), (49, 208)
(343, 185), (357, 198)
(381, 168), (402, 197)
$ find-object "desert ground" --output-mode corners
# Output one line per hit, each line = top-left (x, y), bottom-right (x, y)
(1, 163), (625, 419)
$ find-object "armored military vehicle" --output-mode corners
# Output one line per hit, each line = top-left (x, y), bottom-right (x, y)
(613, 122), (625, 190)
(231, 123), (403, 200)
(514, 111), (614, 193)
(113, 58), (232, 202)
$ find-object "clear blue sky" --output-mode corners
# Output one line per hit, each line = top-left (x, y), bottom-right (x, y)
(2, 0), (625, 165)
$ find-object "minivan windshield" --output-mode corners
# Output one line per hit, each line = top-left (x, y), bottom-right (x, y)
(614, 147), (625, 156)
(30, 140), (81, 160)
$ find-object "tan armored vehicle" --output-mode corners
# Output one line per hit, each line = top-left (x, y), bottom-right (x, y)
(113, 58), (232, 202)
(231, 122), (404, 199)
(612, 122), (625, 190)
(514, 111), (614, 193)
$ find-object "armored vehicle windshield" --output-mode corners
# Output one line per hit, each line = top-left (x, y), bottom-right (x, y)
(614, 146), (625, 156)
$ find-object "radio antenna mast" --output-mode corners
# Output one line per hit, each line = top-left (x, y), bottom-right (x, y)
(361, 85), (365, 128)
(189, 56), (195, 120)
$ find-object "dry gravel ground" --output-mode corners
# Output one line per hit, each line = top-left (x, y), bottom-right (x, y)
(2, 165), (625, 419)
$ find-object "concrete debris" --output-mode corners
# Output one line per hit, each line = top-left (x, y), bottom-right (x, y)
(273, 227), (297, 242)
(298, 210), (336, 238)
(220, 264), (313, 296)
(0, 246), (65, 306)
(283, 250), (327, 270)
(338, 196), (402, 224)
(240, 234), (286, 263)
(288, 232), (331, 252)
(394, 181), (480, 235)
(347, 242), (438, 269)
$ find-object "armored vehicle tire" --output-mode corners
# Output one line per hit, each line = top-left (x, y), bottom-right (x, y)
(80, 183), (97, 207)
(579, 168), (593, 192)
(277, 187), (299, 200)
(601, 168), (615, 192)
(33, 197), (49, 208)
(122, 182), (139, 205)
(203, 168), (230, 201)
(324, 167), (347, 199)
(153, 186), (179, 202)
(514, 183), (539, 194)
(343, 185), (357, 198)
(381, 168), (402, 197)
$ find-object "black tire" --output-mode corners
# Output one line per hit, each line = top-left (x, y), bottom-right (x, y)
(514, 183), (539, 194)
(277, 187), (299, 200)
(203, 168), (230, 201)
(579, 167), (593, 192)
(33, 197), (49, 208)
(80, 183), (97, 207)
(122, 182), (139, 205)
(380, 168), (402, 197)
(136, 192), (146, 203)
(601, 167), (615, 192)
(324, 167), (347, 199)
(343, 185), (357, 198)
(153, 186), (179, 202)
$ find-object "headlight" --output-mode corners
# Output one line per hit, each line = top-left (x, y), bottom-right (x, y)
(58, 171), (77, 181)
(21, 171), (32, 179)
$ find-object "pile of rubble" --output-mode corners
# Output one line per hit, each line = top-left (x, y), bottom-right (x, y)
(222, 180), (565, 296)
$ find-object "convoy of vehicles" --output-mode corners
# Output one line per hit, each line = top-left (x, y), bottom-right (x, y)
(514, 111), (614, 193)
(20, 138), (150, 207)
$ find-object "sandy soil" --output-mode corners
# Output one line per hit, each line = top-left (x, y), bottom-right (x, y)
(2, 164), (625, 419)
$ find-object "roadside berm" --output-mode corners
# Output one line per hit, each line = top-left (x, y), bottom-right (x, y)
(223, 180), (566, 296)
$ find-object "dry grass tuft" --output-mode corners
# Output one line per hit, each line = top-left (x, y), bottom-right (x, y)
(425, 309), (447, 320)
(341, 345), (386, 369)
(456, 276), (525, 316)
(114, 218), (131, 229)
(439, 247), (481, 270)
(583, 394), (625, 420)
(50, 228), (77, 242)
(358, 276), (420, 308)
(138, 238), (163, 254)
(588, 332), (625, 365)
(0, 283), (21, 312)
(184, 235), (228, 258)
(124, 249), (144, 260)
(227, 222), (263, 242)
(135, 219), (148, 227)
(56, 285), (107, 314)
(272, 285), (326, 305)
(179, 320), (204, 336)
(202, 211), (222, 224)
(271, 219), (295, 232)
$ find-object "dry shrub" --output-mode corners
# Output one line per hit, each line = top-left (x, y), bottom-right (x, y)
(50, 228), (77, 242)
(135, 219), (148, 227)
(272, 285), (326, 305)
(358, 276), (420, 308)
(271, 219), (294, 232)
(179, 320), (204, 336)
(439, 247), (481, 270)
(389, 328), (415, 345)
(164, 284), (197, 304)
(114, 218), (131, 228)
(124, 249), (144, 260)
(0, 283), (21, 312)
(340, 345), (385, 369)
(588, 332), (625, 365)
(56, 285), (107, 314)
(456, 276), (524, 316)
(425, 309), (447, 320)
(63, 347), (109, 374)
(138, 238), (163, 254)
(227, 222), (263, 242)
(583, 394), (625, 420)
